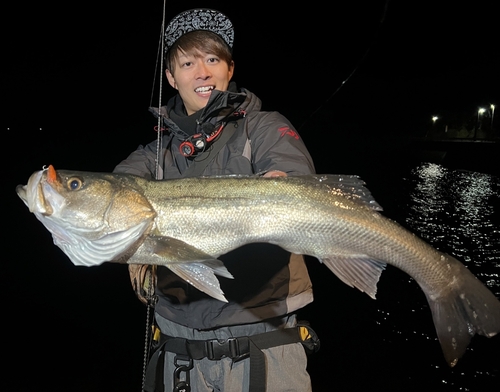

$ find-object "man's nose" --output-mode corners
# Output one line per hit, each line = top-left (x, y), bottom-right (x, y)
(196, 62), (211, 79)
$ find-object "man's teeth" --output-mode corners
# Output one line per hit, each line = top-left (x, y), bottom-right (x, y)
(195, 86), (215, 93)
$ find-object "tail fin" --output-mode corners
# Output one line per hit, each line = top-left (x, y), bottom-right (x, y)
(425, 255), (500, 367)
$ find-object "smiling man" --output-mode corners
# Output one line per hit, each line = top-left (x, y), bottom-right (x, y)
(114, 8), (317, 392)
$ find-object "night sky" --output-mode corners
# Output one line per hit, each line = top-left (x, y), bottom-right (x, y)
(4, 1), (499, 391)
(4, 1), (499, 177)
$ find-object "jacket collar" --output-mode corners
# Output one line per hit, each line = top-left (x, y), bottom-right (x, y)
(150, 82), (256, 137)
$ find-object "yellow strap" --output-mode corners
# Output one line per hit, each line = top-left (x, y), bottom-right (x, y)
(299, 326), (311, 341)
(152, 325), (161, 342)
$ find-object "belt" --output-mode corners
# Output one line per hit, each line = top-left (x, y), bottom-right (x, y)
(144, 326), (308, 392)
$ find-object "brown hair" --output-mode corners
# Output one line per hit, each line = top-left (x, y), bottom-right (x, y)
(165, 30), (233, 74)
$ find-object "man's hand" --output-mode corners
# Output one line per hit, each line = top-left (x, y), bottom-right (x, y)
(129, 264), (157, 305)
(263, 170), (287, 178)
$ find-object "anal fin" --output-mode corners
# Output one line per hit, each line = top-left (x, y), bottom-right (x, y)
(321, 255), (386, 299)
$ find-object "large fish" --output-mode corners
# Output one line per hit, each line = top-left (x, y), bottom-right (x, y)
(16, 165), (500, 366)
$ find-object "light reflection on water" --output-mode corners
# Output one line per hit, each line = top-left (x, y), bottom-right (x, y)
(376, 162), (500, 391)
(405, 163), (500, 295)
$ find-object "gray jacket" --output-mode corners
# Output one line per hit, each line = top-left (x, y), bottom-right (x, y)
(114, 84), (315, 329)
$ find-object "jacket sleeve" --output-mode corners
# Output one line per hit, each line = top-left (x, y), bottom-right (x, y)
(248, 111), (315, 175)
(112, 143), (157, 178)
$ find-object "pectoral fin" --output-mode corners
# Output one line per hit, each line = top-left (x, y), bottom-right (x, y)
(128, 235), (233, 302)
(321, 255), (386, 299)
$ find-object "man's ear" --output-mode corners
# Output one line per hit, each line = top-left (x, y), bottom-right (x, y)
(166, 69), (177, 89)
(228, 61), (235, 80)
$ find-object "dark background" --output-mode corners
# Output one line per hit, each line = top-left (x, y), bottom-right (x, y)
(5, 0), (498, 173)
(4, 1), (499, 391)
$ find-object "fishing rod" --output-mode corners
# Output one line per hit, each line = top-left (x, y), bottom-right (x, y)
(297, 0), (391, 131)
(152, 1), (168, 181)
(140, 4), (167, 391)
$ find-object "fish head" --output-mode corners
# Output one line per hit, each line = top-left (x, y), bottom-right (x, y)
(16, 165), (156, 266)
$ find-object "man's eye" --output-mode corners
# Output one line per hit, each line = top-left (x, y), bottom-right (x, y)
(207, 57), (219, 63)
(182, 61), (192, 67)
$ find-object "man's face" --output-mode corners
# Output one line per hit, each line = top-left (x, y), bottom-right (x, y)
(166, 49), (234, 115)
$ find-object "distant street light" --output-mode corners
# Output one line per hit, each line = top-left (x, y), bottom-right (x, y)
(491, 104), (496, 129)
(477, 107), (486, 130)
(474, 108), (486, 139)
(425, 116), (439, 139)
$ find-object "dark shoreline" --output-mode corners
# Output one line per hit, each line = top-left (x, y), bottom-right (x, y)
(407, 139), (499, 176)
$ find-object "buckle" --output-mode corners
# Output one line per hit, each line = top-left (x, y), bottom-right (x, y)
(205, 338), (246, 360)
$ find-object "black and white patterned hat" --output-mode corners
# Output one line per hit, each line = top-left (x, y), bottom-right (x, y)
(164, 9), (234, 52)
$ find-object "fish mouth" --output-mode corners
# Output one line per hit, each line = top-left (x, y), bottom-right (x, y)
(17, 169), (59, 215)
(16, 184), (27, 204)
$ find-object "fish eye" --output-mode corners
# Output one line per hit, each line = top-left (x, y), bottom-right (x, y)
(66, 177), (84, 191)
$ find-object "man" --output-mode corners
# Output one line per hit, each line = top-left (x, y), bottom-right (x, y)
(114, 8), (317, 392)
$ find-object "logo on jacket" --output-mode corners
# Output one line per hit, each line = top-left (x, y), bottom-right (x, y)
(278, 126), (299, 140)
